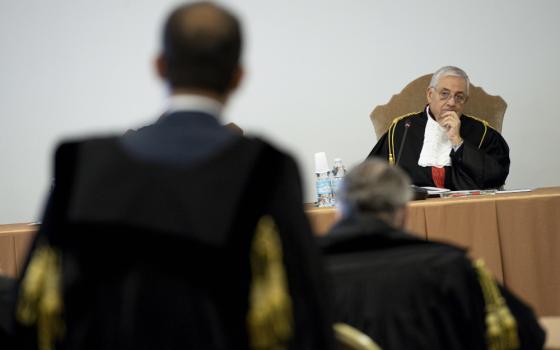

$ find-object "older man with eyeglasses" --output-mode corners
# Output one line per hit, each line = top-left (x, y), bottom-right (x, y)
(368, 66), (510, 190)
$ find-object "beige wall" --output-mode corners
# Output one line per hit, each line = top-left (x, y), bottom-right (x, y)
(1, 0), (559, 222)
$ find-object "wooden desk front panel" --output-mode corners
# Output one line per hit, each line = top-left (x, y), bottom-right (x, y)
(2, 188), (559, 316)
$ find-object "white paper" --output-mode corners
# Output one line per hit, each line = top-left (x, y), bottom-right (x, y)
(420, 186), (450, 195)
(496, 188), (533, 194)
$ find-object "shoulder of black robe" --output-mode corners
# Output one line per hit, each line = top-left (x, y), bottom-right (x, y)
(367, 131), (389, 160)
(448, 115), (510, 189)
(11, 140), (81, 350)
(14, 135), (333, 350)
(367, 110), (434, 187)
(319, 214), (487, 350)
(367, 111), (424, 162)
(319, 213), (544, 350)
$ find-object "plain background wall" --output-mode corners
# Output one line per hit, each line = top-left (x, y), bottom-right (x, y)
(1, 0), (559, 223)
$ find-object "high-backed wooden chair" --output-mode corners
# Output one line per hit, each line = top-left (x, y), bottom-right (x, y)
(370, 74), (507, 139)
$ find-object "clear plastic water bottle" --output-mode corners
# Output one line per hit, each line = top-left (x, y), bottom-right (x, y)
(316, 171), (334, 207)
(314, 152), (334, 207)
(331, 158), (346, 204)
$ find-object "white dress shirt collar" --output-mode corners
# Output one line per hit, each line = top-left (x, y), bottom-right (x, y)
(167, 94), (224, 119)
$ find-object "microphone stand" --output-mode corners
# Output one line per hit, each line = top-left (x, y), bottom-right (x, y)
(395, 120), (411, 166)
(394, 119), (428, 200)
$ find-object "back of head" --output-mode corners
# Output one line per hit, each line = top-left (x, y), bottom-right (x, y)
(162, 1), (242, 94)
(338, 159), (412, 218)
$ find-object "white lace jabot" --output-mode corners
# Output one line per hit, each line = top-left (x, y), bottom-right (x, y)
(417, 107), (452, 167)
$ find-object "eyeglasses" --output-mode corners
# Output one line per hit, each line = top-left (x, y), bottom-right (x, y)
(436, 89), (467, 104)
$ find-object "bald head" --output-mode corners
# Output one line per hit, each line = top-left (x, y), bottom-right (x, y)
(160, 2), (242, 95)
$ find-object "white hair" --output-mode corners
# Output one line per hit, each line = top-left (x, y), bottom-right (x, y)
(429, 66), (470, 96)
(338, 159), (412, 216)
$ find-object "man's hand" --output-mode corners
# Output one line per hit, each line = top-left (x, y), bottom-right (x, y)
(439, 111), (463, 146)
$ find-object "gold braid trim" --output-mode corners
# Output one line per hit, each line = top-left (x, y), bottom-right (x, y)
(16, 246), (65, 350)
(387, 111), (420, 165)
(247, 216), (293, 350)
(463, 114), (491, 149)
(473, 259), (519, 350)
(388, 122), (396, 165)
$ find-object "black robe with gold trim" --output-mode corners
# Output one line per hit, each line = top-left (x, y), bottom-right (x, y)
(368, 108), (510, 190)
(13, 132), (333, 350)
(319, 213), (545, 350)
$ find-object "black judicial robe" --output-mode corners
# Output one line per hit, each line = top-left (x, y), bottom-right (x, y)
(368, 109), (510, 190)
(319, 214), (545, 350)
(14, 133), (333, 350)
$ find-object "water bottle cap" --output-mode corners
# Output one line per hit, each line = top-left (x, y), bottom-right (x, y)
(314, 152), (330, 173)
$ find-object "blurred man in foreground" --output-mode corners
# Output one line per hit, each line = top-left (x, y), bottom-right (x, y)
(368, 66), (510, 190)
(11, 2), (332, 349)
(320, 159), (544, 349)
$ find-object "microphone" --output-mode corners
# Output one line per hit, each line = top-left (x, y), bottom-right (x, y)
(393, 118), (427, 200)
(395, 119), (411, 167)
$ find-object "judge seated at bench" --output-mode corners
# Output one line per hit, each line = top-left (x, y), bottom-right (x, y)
(368, 66), (510, 190)
(319, 159), (544, 350)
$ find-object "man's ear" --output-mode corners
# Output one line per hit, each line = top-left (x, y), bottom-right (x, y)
(426, 87), (434, 104)
(228, 65), (244, 92)
(155, 54), (167, 80)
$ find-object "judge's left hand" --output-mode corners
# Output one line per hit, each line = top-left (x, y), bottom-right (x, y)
(439, 111), (462, 146)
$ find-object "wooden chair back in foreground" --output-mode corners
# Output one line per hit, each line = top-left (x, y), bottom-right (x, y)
(370, 74), (507, 139)
(334, 323), (382, 350)
(541, 317), (560, 350)
(225, 122), (243, 135)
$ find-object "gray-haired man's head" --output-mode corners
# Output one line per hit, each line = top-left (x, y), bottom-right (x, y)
(426, 66), (470, 122)
(429, 66), (470, 96)
(338, 159), (412, 227)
